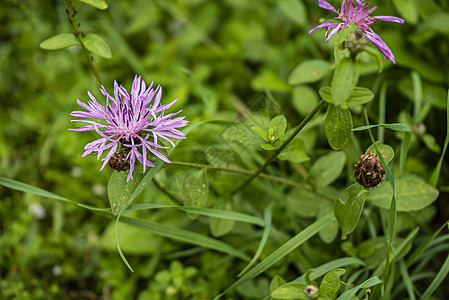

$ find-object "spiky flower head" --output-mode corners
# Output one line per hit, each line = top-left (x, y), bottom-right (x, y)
(70, 75), (188, 181)
(354, 149), (385, 188)
(309, 0), (404, 63)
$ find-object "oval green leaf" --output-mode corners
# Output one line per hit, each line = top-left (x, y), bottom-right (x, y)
(368, 142), (395, 163)
(325, 104), (353, 150)
(367, 177), (439, 211)
(271, 282), (307, 299)
(278, 137), (309, 163)
(320, 268), (346, 299)
(278, 0), (307, 26)
(310, 151), (346, 187)
(83, 33), (112, 58)
(108, 171), (143, 215)
(40, 33), (80, 50)
(288, 59), (332, 85)
(210, 201), (235, 237)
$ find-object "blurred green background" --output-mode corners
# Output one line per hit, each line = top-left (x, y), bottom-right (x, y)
(1, 0), (449, 299)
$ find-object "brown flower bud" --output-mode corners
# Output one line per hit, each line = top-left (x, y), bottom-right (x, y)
(354, 149), (385, 188)
(109, 150), (130, 171)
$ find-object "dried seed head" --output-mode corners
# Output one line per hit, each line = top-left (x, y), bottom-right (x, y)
(354, 149), (385, 188)
(304, 285), (319, 299)
(109, 150), (130, 171)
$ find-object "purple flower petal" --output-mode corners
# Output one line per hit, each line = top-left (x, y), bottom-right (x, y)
(318, 0), (338, 14)
(308, 22), (339, 34)
(364, 30), (396, 63)
(69, 75), (188, 181)
(374, 16), (405, 23)
(309, 0), (403, 63)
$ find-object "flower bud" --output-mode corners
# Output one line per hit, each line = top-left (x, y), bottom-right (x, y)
(344, 30), (368, 60)
(109, 149), (130, 171)
(304, 285), (319, 299)
(354, 149), (385, 188)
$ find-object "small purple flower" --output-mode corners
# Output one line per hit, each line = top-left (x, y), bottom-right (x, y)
(309, 0), (404, 63)
(70, 75), (188, 181)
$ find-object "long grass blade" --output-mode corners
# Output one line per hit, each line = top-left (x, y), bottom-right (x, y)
(214, 212), (335, 299)
(421, 253), (449, 300)
(0, 177), (74, 204)
(429, 90), (449, 187)
(237, 202), (273, 277)
(127, 203), (265, 226)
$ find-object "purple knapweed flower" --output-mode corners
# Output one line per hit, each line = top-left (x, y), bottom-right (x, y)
(309, 0), (404, 63)
(70, 75), (188, 181)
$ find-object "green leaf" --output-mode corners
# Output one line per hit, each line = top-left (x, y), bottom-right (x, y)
(83, 33), (112, 58)
(269, 115), (287, 141)
(271, 283), (307, 299)
(294, 257), (365, 283)
(108, 171), (143, 215)
(319, 86), (333, 103)
(310, 151), (346, 187)
(367, 177), (439, 211)
(262, 143), (277, 151)
(331, 58), (359, 105)
(288, 59), (332, 85)
(39, 33), (80, 50)
(78, 0), (108, 9)
(287, 188), (325, 218)
(337, 277), (382, 300)
(278, 0), (307, 26)
(215, 213), (336, 299)
(278, 137), (309, 163)
(334, 184), (369, 239)
(392, 0), (418, 24)
(183, 169), (209, 218)
(320, 86), (374, 105)
(352, 123), (411, 132)
(270, 275), (287, 296)
(346, 87), (374, 104)
(325, 104), (353, 150)
(319, 269), (345, 299)
(368, 142), (395, 163)
(317, 204), (339, 244)
(210, 201), (235, 237)
(0, 177), (74, 204)
(292, 85), (319, 116)
(252, 125), (269, 141)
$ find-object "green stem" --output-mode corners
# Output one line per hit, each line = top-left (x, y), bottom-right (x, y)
(64, 0), (103, 86)
(229, 99), (327, 196)
(170, 161), (334, 201)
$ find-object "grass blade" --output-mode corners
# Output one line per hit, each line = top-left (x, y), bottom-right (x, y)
(399, 259), (416, 300)
(429, 90), (449, 187)
(238, 202), (273, 277)
(421, 253), (449, 300)
(337, 276), (382, 300)
(293, 257), (365, 283)
(214, 212), (335, 299)
(114, 213), (250, 261)
(0, 177), (74, 204)
(128, 203), (265, 226)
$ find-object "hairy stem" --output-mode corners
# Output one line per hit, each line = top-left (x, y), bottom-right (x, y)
(229, 99), (327, 195)
(64, 0), (103, 86)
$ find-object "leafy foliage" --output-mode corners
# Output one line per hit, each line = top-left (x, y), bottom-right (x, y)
(2, 0), (449, 299)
